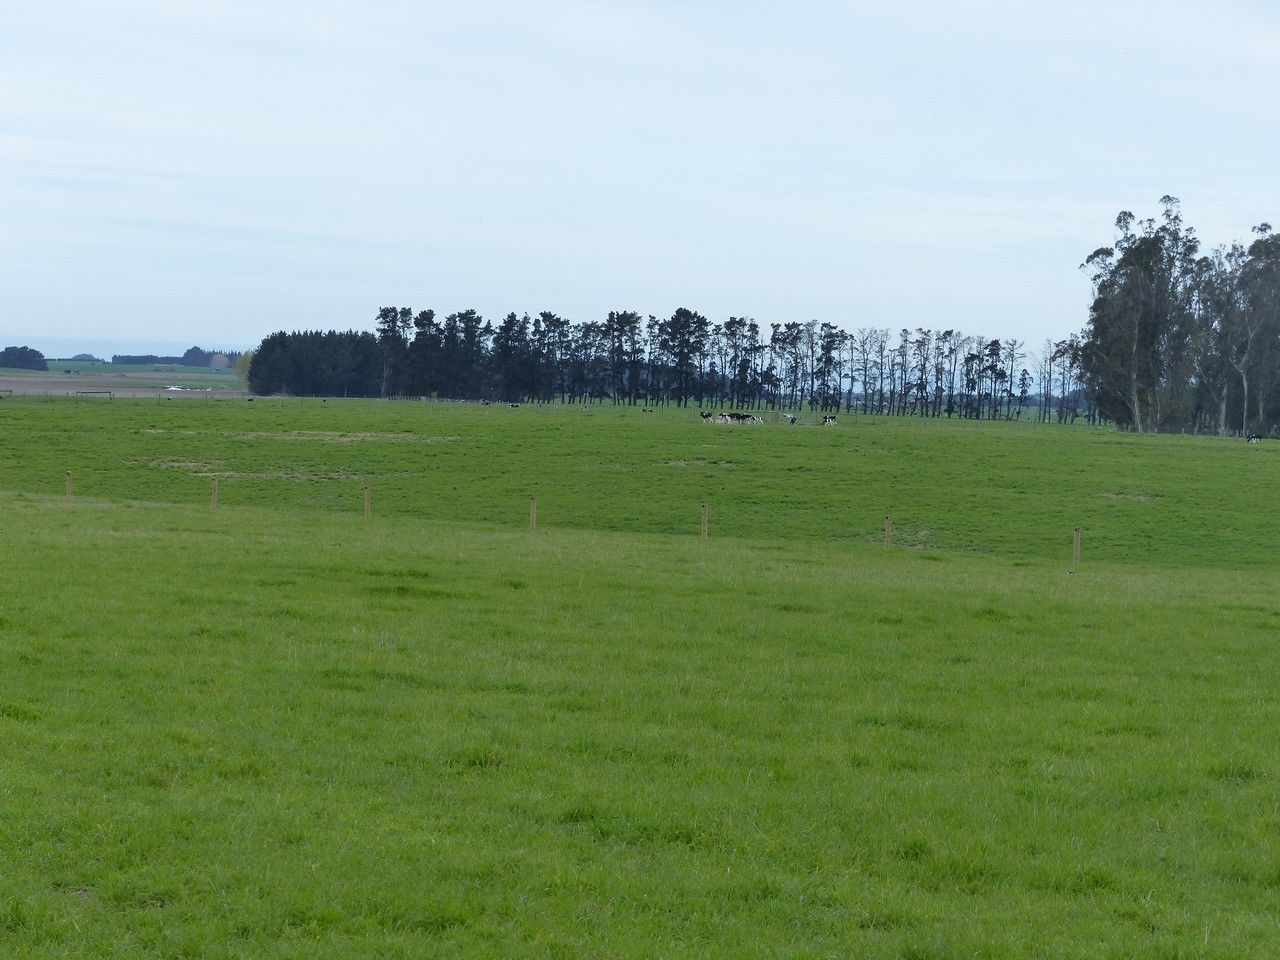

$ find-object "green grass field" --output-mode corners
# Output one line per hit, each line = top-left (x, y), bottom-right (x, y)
(3, 399), (1279, 957)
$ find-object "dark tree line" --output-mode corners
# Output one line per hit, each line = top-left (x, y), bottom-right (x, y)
(0, 346), (47, 371)
(1080, 197), (1280, 434)
(112, 346), (241, 367)
(248, 308), (1089, 421)
(248, 331), (381, 397)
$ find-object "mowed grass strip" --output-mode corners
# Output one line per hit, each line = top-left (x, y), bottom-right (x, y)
(0, 397), (1276, 566)
(3, 496), (1280, 957)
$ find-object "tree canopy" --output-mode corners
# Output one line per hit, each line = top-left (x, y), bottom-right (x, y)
(1079, 198), (1280, 434)
(240, 199), (1280, 435)
(247, 311), (1079, 423)
(0, 346), (48, 371)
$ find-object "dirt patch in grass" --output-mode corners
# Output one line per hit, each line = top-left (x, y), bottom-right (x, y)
(140, 458), (225, 472)
(237, 431), (458, 444)
(214, 468), (417, 482)
(136, 429), (458, 444)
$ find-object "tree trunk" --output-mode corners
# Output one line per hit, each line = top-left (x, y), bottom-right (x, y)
(1241, 370), (1249, 436)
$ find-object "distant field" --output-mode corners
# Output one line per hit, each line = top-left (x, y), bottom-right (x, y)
(47, 360), (200, 373)
(0, 362), (241, 397)
(2, 399), (1278, 957)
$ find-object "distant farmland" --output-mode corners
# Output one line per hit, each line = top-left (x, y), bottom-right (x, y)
(0, 360), (242, 398)
(2, 398), (1278, 958)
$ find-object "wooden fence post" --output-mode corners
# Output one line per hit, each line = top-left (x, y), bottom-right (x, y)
(211, 477), (218, 511)
(529, 496), (537, 530)
(65, 470), (72, 502)
(700, 503), (709, 538)
(884, 515), (892, 548)
(1073, 527), (1081, 565)
(363, 486), (371, 520)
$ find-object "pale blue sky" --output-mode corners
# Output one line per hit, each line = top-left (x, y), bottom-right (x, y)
(2, 0), (1278, 354)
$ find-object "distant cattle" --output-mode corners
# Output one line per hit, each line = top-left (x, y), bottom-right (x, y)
(822, 415), (837, 426)
(784, 414), (797, 425)
(510, 402), (521, 408)
(1247, 433), (1263, 443)
(717, 411), (762, 424)
(700, 411), (714, 420)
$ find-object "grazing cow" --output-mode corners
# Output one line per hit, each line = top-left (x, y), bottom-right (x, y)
(784, 414), (797, 425)
(510, 402), (521, 408)
(1247, 433), (1263, 443)
(479, 399), (491, 406)
(822, 415), (837, 426)
(700, 410), (714, 420)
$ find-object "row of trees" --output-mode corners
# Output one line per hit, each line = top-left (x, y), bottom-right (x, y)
(248, 310), (1090, 421)
(111, 346), (241, 367)
(1081, 197), (1280, 434)
(0, 346), (47, 371)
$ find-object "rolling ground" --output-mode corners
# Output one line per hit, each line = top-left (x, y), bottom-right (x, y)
(2, 398), (1278, 957)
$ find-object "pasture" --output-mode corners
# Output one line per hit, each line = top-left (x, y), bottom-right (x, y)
(0, 361), (241, 398)
(2, 398), (1279, 957)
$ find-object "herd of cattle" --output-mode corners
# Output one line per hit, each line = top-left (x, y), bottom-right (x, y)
(699, 410), (838, 426)
(474, 401), (1274, 437)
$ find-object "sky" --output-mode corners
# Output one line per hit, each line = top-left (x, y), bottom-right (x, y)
(2, 0), (1278, 355)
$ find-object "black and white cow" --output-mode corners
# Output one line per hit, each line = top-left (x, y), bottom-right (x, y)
(783, 414), (797, 425)
(822, 415), (837, 426)
(1247, 433), (1263, 443)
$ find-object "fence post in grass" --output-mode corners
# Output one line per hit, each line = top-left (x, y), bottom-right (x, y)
(211, 477), (218, 512)
(884, 515), (892, 548)
(1073, 527), (1081, 565)
(363, 486), (371, 520)
(700, 503), (709, 538)
(529, 495), (537, 530)
(65, 470), (72, 502)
